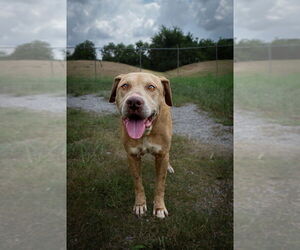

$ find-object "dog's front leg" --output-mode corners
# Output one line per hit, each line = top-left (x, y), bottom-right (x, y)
(127, 154), (147, 216)
(153, 153), (169, 219)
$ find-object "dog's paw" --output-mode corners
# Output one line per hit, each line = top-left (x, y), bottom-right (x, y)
(133, 203), (147, 216)
(153, 206), (168, 219)
(167, 164), (174, 174)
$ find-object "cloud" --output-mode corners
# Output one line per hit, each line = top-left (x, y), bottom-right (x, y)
(67, 0), (161, 47)
(235, 0), (300, 40)
(0, 0), (66, 47)
(67, 0), (233, 47)
(0, 0), (235, 50)
(2, 0), (298, 51)
(191, 0), (233, 39)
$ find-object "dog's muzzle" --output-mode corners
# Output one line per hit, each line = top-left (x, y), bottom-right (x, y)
(122, 96), (157, 140)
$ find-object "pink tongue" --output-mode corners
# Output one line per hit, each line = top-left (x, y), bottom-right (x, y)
(125, 119), (146, 139)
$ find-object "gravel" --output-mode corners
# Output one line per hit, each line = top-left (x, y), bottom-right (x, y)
(67, 95), (116, 114)
(172, 104), (233, 148)
(0, 94), (66, 113)
(235, 109), (300, 157)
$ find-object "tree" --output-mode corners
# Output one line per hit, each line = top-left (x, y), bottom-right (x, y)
(9, 40), (53, 60)
(0, 51), (8, 60)
(217, 38), (234, 60)
(135, 41), (151, 69)
(235, 39), (267, 61)
(146, 26), (200, 71)
(101, 42), (141, 66)
(101, 42), (117, 62)
(68, 40), (97, 60)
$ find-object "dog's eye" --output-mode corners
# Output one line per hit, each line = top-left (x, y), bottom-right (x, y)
(121, 83), (129, 89)
(147, 85), (156, 91)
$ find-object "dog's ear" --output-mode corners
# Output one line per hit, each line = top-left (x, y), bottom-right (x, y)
(160, 76), (173, 106)
(109, 74), (124, 103)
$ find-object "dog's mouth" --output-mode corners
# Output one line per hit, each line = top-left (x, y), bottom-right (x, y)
(123, 112), (156, 139)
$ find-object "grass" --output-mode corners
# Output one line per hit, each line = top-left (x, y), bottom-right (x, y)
(0, 108), (65, 249)
(235, 73), (300, 125)
(171, 74), (233, 125)
(67, 76), (112, 97)
(67, 109), (233, 249)
(0, 76), (65, 96)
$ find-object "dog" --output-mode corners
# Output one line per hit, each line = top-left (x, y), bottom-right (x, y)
(109, 72), (173, 219)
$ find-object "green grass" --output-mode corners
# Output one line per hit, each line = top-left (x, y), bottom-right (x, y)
(171, 74), (233, 125)
(67, 109), (233, 249)
(67, 76), (113, 97)
(0, 108), (65, 249)
(235, 73), (300, 125)
(0, 76), (65, 96)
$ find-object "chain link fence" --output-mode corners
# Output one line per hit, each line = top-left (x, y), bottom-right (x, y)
(235, 44), (300, 74)
(1, 44), (298, 78)
(66, 45), (233, 78)
(0, 47), (66, 78)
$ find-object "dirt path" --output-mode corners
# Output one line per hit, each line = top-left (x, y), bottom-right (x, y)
(0, 93), (233, 149)
(235, 109), (300, 157)
(67, 94), (233, 149)
(0, 94), (66, 113)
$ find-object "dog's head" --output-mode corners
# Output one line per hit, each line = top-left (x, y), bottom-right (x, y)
(109, 72), (172, 139)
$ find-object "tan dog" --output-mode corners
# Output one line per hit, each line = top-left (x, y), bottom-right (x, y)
(109, 72), (173, 219)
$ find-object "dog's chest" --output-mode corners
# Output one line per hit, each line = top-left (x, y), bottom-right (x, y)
(129, 137), (162, 155)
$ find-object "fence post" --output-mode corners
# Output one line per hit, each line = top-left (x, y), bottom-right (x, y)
(177, 45), (179, 76)
(215, 43), (218, 77)
(94, 60), (97, 80)
(139, 49), (142, 72)
(50, 61), (54, 76)
(268, 44), (272, 74)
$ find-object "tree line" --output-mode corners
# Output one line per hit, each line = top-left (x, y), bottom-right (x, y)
(0, 41), (54, 60)
(68, 26), (233, 72)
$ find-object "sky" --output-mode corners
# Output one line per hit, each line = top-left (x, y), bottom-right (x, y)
(67, 0), (233, 47)
(235, 0), (300, 41)
(0, 0), (299, 50)
(0, 0), (66, 47)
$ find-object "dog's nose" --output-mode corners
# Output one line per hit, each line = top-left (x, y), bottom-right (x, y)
(126, 97), (144, 110)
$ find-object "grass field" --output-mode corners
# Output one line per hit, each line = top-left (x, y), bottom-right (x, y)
(166, 60), (233, 77)
(0, 60), (65, 96)
(67, 109), (233, 249)
(235, 73), (300, 125)
(171, 74), (233, 125)
(0, 60), (65, 78)
(67, 60), (164, 78)
(67, 60), (233, 78)
(0, 76), (65, 95)
(67, 76), (112, 97)
(0, 108), (65, 249)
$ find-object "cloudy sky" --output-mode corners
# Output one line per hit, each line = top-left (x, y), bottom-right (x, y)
(67, 0), (233, 47)
(0, 0), (299, 49)
(0, 0), (66, 47)
(235, 0), (300, 41)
